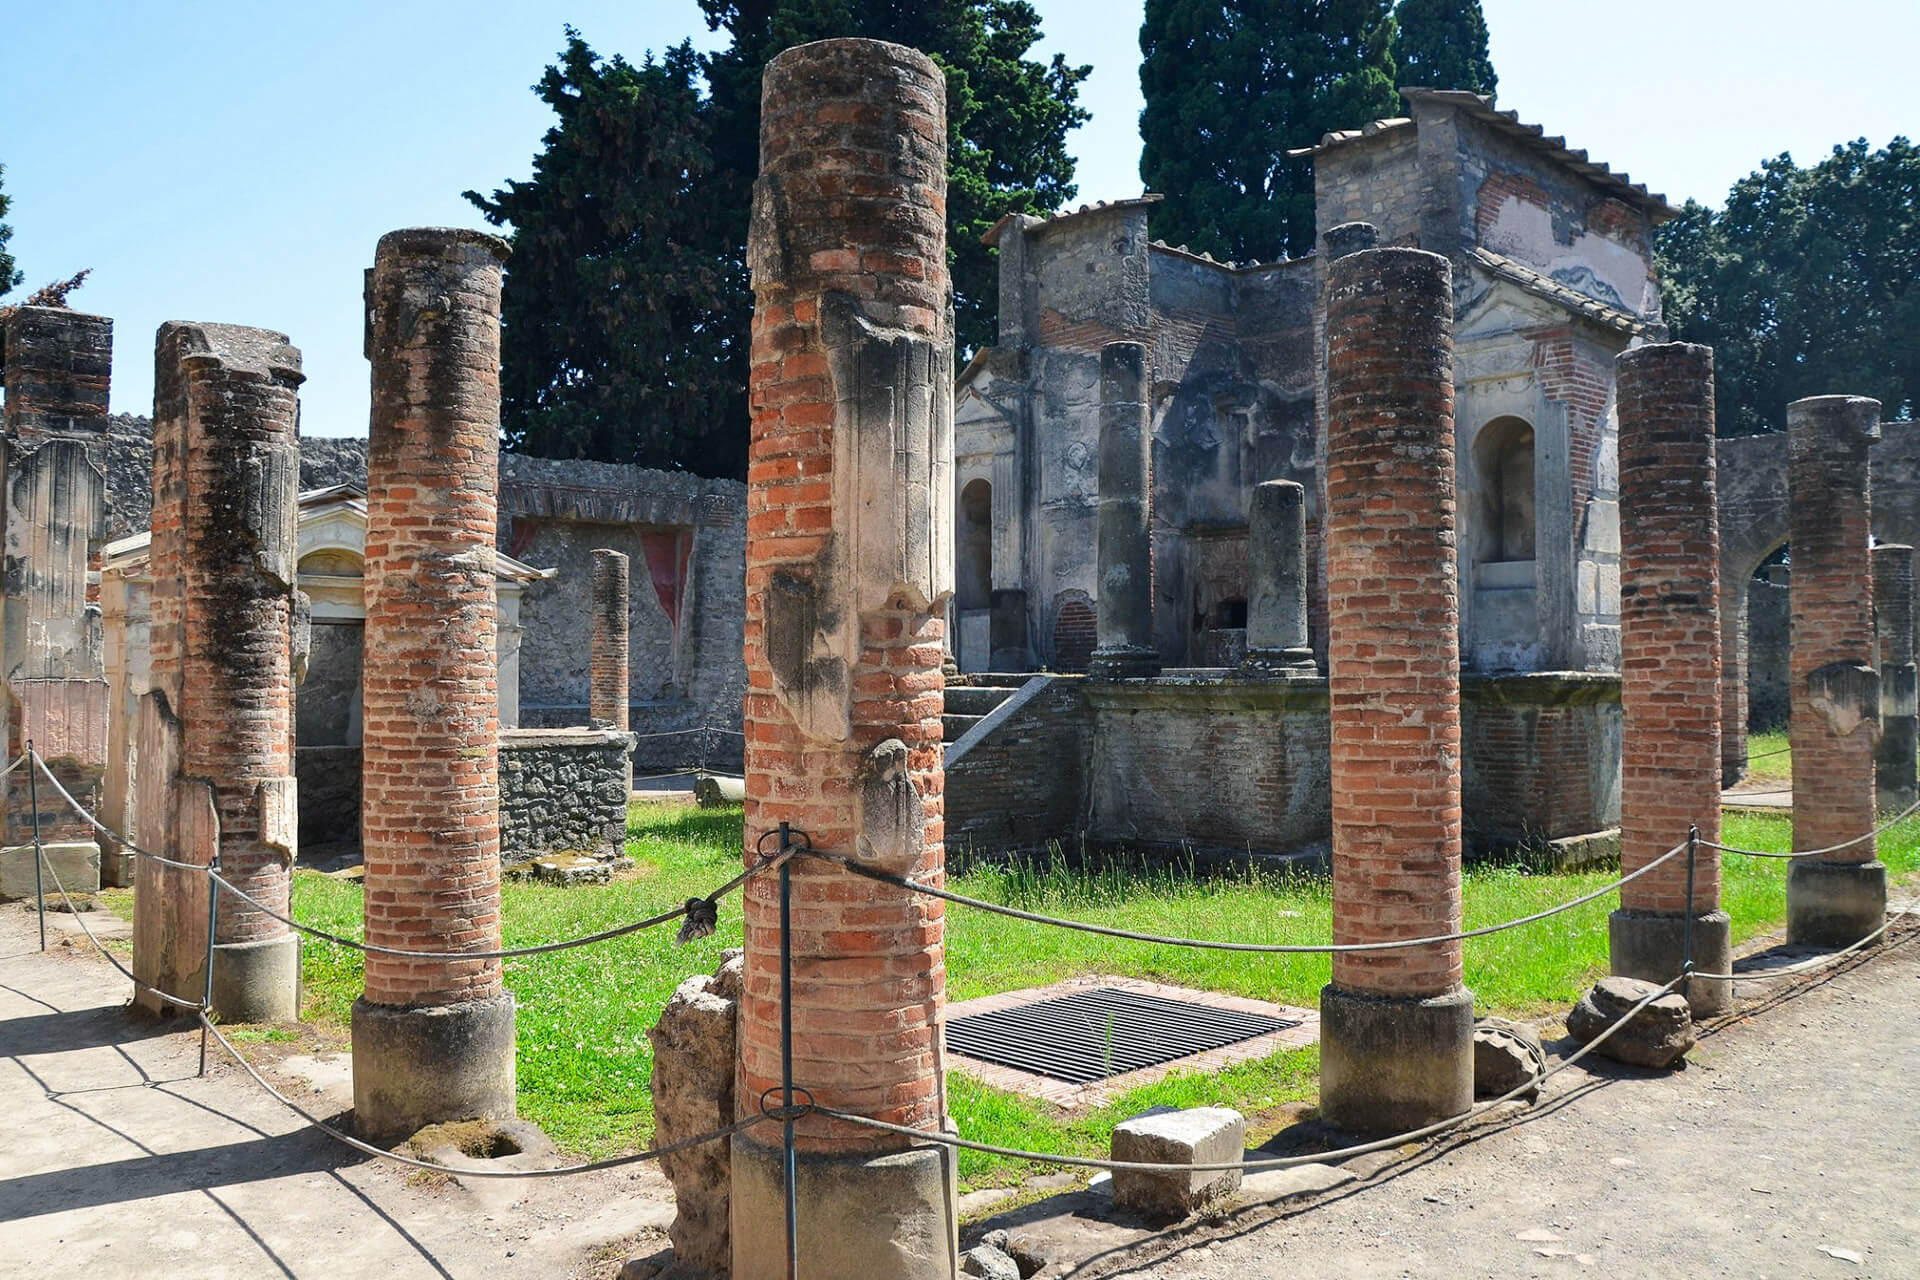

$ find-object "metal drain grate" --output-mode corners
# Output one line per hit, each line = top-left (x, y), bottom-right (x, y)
(947, 987), (1300, 1084)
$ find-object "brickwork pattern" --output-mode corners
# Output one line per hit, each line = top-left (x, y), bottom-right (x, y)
(1874, 546), (1914, 667)
(1615, 343), (1721, 915)
(151, 323), (303, 943)
(741, 38), (949, 1155)
(1, 307), (112, 443)
(1788, 396), (1881, 861)
(1323, 247), (1464, 999)
(588, 548), (631, 730)
(1460, 682), (1617, 844)
(361, 228), (511, 1009)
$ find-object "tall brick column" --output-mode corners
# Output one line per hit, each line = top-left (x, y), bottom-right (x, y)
(1319, 247), (1473, 1132)
(588, 548), (631, 731)
(1088, 340), (1159, 679)
(1872, 544), (1917, 815)
(1240, 478), (1313, 673)
(351, 228), (516, 1143)
(1787, 395), (1885, 945)
(733, 39), (957, 1278)
(0, 306), (111, 896)
(134, 323), (303, 1020)
(1608, 343), (1730, 1015)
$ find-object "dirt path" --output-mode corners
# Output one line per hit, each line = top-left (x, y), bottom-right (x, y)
(0, 905), (674, 1280)
(1029, 923), (1920, 1279)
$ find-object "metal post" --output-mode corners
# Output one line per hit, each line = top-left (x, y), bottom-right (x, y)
(27, 742), (45, 952)
(1682, 826), (1699, 978)
(779, 820), (798, 1280)
(199, 855), (220, 1075)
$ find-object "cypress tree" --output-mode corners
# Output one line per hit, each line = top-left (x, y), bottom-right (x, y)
(1392, 0), (1497, 95)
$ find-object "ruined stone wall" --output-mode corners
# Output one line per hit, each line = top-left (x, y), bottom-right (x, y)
(943, 676), (1093, 858)
(1747, 575), (1791, 731)
(1460, 674), (1621, 849)
(497, 728), (635, 865)
(1312, 129), (1424, 250)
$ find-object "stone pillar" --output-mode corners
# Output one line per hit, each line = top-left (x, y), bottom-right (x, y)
(588, 548), (631, 731)
(1318, 247), (1473, 1132)
(1240, 479), (1313, 673)
(1872, 544), (1917, 815)
(351, 228), (516, 1143)
(1787, 395), (1885, 946)
(734, 39), (956, 1279)
(1088, 340), (1159, 679)
(1609, 343), (1730, 1015)
(132, 323), (303, 1021)
(0, 306), (111, 894)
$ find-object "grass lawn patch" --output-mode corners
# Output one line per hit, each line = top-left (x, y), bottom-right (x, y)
(268, 798), (1918, 1183)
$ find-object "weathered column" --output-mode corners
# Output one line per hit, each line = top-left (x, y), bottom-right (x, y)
(1088, 340), (1159, 679)
(132, 323), (303, 1021)
(1872, 544), (1917, 815)
(352, 228), (516, 1142)
(734, 39), (956, 1278)
(1239, 479), (1314, 673)
(1787, 395), (1884, 945)
(0, 306), (111, 897)
(1319, 247), (1473, 1132)
(1609, 343), (1730, 1015)
(588, 548), (631, 731)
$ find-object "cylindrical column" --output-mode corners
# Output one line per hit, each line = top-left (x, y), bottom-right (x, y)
(588, 548), (631, 732)
(1786, 395), (1885, 945)
(1609, 343), (1730, 1014)
(1318, 247), (1472, 1133)
(734, 39), (956, 1278)
(1088, 341), (1160, 679)
(351, 227), (516, 1144)
(1241, 479), (1313, 672)
(1873, 544), (1917, 815)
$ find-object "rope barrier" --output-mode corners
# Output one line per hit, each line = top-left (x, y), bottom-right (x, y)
(30, 751), (210, 872)
(1687, 908), (1914, 982)
(796, 839), (1689, 954)
(1705, 797), (1920, 859)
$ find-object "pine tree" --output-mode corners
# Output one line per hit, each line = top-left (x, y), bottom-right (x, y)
(1138, 0), (1398, 264)
(1392, 0), (1496, 95)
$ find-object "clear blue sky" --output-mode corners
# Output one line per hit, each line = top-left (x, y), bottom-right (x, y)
(2, 1), (1913, 438)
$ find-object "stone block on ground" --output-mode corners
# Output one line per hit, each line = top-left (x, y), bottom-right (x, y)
(693, 775), (745, 808)
(960, 1242), (1022, 1279)
(1566, 976), (1695, 1069)
(646, 948), (743, 1274)
(0, 841), (100, 900)
(1474, 1016), (1544, 1098)
(1110, 1105), (1246, 1219)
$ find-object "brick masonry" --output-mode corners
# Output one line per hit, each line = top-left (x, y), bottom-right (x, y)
(1873, 544), (1918, 812)
(588, 548), (631, 730)
(359, 227), (512, 1011)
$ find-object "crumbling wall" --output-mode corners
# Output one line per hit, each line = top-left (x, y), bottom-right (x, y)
(497, 728), (636, 866)
(944, 676), (1093, 858)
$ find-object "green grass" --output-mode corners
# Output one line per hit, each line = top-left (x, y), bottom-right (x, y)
(1743, 728), (1793, 784)
(275, 799), (1920, 1179)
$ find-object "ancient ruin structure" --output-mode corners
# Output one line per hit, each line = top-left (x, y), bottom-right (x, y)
(1089, 341), (1159, 678)
(131, 322), (303, 1021)
(1609, 343), (1729, 1015)
(589, 548), (631, 731)
(1318, 244), (1472, 1132)
(1240, 479), (1313, 671)
(1786, 396), (1886, 946)
(1873, 544), (1917, 813)
(0, 306), (111, 899)
(733, 37), (956, 1277)
(351, 228), (517, 1142)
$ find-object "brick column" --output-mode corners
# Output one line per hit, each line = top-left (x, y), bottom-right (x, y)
(133, 323), (303, 1020)
(1872, 544), (1917, 815)
(1088, 340), (1159, 679)
(1787, 395), (1885, 945)
(588, 548), (631, 731)
(1319, 247), (1473, 1132)
(1609, 343), (1730, 1015)
(732, 39), (956, 1278)
(1240, 479), (1313, 673)
(351, 228), (516, 1143)
(0, 307), (111, 895)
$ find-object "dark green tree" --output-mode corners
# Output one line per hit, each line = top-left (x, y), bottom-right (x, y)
(1139, 0), (1398, 264)
(1391, 0), (1496, 94)
(1657, 137), (1918, 435)
(466, 35), (748, 476)
(0, 164), (22, 299)
(698, 0), (1091, 354)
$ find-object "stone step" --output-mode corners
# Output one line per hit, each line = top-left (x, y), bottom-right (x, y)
(944, 685), (1019, 716)
(942, 713), (986, 743)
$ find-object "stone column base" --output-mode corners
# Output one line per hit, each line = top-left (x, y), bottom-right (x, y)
(211, 933), (301, 1024)
(1318, 983), (1474, 1134)
(1087, 646), (1161, 680)
(1233, 648), (1317, 678)
(351, 991), (516, 1145)
(1608, 908), (1733, 1016)
(730, 1129), (956, 1280)
(1787, 860), (1887, 948)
